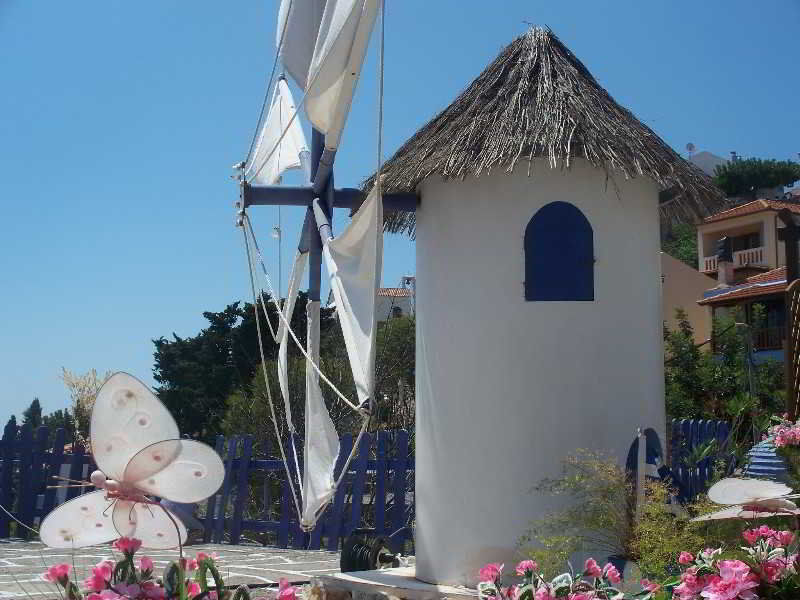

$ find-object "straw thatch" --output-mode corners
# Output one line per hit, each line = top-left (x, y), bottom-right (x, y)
(366, 27), (725, 236)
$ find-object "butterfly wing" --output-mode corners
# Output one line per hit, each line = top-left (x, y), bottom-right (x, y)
(91, 372), (179, 480)
(123, 440), (225, 503)
(692, 505), (748, 522)
(112, 501), (186, 549)
(39, 491), (119, 548)
(707, 478), (792, 505)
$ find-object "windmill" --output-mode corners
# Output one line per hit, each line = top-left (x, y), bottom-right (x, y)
(233, 0), (416, 545)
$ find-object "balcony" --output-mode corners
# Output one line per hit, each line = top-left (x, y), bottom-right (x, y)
(702, 246), (766, 272)
(753, 326), (785, 351)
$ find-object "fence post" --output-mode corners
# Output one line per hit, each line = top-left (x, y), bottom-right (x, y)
(42, 428), (66, 516)
(390, 430), (410, 550)
(344, 433), (372, 537)
(203, 435), (226, 543)
(325, 433), (354, 551)
(0, 423), (17, 537)
(229, 435), (253, 545)
(17, 426), (36, 538)
(214, 436), (238, 544)
(375, 431), (389, 537)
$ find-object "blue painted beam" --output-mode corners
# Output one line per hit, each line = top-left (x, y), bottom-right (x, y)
(243, 183), (418, 212)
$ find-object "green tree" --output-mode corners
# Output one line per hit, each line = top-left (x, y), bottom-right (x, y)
(153, 293), (336, 442)
(661, 223), (698, 268)
(713, 158), (800, 199)
(42, 408), (76, 441)
(664, 308), (783, 421)
(4, 414), (17, 433)
(22, 398), (42, 428)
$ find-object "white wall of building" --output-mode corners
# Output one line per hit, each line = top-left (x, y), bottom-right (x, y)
(414, 159), (665, 586)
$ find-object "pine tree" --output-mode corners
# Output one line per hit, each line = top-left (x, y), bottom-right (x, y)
(22, 398), (43, 428)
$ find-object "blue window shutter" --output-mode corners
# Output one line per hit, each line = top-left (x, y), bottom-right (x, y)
(524, 201), (594, 301)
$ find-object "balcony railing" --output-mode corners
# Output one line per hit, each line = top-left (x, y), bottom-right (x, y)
(702, 246), (766, 272)
(753, 326), (785, 351)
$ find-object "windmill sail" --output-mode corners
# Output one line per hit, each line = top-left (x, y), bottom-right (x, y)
(302, 299), (340, 528)
(246, 79), (308, 184)
(278, 251), (309, 432)
(322, 183), (383, 406)
(305, 0), (378, 150)
(277, 0), (326, 89)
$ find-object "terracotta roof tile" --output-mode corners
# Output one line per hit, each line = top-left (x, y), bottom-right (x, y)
(698, 267), (787, 305)
(703, 199), (800, 224)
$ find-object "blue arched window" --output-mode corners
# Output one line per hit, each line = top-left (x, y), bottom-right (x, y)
(524, 201), (594, 301)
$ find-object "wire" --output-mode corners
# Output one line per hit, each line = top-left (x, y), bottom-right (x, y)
(244, 0), (294, 166)
(0, 501), (40, 536)
(244, 214), (365, 414)
(242, 226), (303, 520)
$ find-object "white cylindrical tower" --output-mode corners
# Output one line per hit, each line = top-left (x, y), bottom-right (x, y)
(414, 161), (664, 585)
(371, 26), (720, 587)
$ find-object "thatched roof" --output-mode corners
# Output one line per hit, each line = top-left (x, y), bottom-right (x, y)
(367, 27), (725, 236)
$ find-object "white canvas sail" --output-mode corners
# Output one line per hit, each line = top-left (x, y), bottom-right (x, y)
(301, 300), (340, 529)
(305, 0), (378, 150)
(278, 251), (309, 432)
(277, 0), (325, 89)
(247, 79), (308, 184)
(322, 184), (383, 406)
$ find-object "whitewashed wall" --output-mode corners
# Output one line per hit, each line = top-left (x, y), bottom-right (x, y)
(414, 159), (665, 586)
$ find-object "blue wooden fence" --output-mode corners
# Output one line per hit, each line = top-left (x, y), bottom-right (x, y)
(0, 423), (414, 551)
(668, 418), (731, 501)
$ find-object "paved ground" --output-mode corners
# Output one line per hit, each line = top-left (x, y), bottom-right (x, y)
(0, 539), (340, 599)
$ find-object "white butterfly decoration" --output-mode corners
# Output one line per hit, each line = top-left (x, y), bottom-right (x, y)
(39, 373), (225, 549)
(692, 477), (800, 521)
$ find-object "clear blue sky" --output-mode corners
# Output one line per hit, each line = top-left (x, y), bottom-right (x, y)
(2, 1), (798, 420)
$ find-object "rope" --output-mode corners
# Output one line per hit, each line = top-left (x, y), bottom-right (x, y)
(241, 226), (303, 519)
(244, 0), (294, 166)
(0, 501), (39, 536)
(375, 0), (385, 204)
(244, 214), (365, 414)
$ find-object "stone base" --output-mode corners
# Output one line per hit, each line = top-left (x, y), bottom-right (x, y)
(311, 567), (477, 600)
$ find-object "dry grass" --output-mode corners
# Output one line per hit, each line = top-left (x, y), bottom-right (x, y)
(364, 27), (725, 236)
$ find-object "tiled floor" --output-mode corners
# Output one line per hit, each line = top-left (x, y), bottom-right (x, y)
(0, 539), (340, 599)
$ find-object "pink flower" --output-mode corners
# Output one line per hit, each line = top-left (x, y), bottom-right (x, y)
(142, 581), (166, 600)
(567, 594), (594, 600)
(583, 558), (602, 578)
(640, 579), (660, 592)
(602, 563), (621, 584)
(675, 569), (708, 600)
(85, 573), (107, 593)
(478, 563), (504, 583)
(187, 581), (201, 597)
(761, 558), (786, 584)
(679, 551), (695, 565)
(116, 583), (142, 598)
(515, 560), (538, 576)
(699, 560), (759, 600)
(180, 557), (199, 571)
(773, 530), (795, 547)
(503, 585), (517, 599)
(139, 556), (154, 572)
(87, 592), (123, 600)
(278, 578), (297, 600)
(742, 529), (760, 545)
(84, 562), (113, 593)
(534, 587), (555, 600)
(113, 537), (142, 555)
(196, 551), (219, 562)
(43, 563), (71, 583)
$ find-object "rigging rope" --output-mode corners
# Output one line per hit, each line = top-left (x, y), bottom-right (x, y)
(244, 0), (294, 166)
(241, 226), (303, 519)
(244, 214), (365, 414)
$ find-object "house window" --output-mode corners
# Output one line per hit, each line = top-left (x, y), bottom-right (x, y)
(524, 201), (594, 301)
(730, 232), (760, 252)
